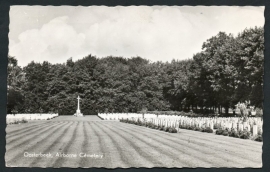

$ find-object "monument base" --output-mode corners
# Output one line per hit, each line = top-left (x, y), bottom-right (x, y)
(74, 109), (84, 117)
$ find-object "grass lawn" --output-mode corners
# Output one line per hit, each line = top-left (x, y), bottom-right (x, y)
(5, 116), (262, 168)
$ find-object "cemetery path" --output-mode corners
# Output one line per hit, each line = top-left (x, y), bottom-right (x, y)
(5, 116), (262, 168)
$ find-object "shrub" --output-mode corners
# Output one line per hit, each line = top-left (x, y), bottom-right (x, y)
(203, 127), (213, 133)
(216, 128), (223, 135)
(147, 122), (156, 129)
(179, 125), (186, 129)
(229, 128), (240, 138)
(14, 120), (20, 124)
(255, 108), (263, 117)
(145, 122), (149, 127)
(216, 128), (230, 136)
(21, 119), (28, 123)
(187, 126), (195, 130)
(168, 127), (177, 133)
(164, 127), (170, 132)
(137, 120), (143, 126)
(159, 126), (165, 130)
(239, 129), (251, 139)
(255, 134), (263, 142)
(222, 130), (229, 136)
(194, 127), (201, 131)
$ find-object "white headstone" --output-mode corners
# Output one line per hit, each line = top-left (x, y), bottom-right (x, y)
(253, 125), (258, 136)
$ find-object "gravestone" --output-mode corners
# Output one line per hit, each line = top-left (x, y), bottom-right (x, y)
(247, 124), (251, 131)
(232, 122), (237, 129)
(239, 123), (243, 131)
(210, 122), (214, 130)
(253, 125), (258, 136)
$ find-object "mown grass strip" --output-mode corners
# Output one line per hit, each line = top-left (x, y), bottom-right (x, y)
(118, 122), (261, 167)
(30, 121), (77, 167)
(97, 121), (179, 167)
(5, 121), (70, 167)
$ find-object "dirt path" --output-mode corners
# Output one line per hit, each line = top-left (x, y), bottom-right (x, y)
(5, 116), (262, 168)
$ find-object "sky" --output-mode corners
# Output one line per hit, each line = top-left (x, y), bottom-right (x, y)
(9, 6), (265, 67)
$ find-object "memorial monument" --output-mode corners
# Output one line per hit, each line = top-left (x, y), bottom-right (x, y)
(74, 96), (83, 117)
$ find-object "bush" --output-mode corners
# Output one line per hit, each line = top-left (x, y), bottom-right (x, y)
(255, 134), (263, 142)
(194, 127), (201, 131)
(222, 130), (229, 136)
(216, 128), (230, 136)
(159, 125), (165, 130)
(21, 119), (28, 123)
(120, 119), (128, 123)
(203, 127), (213, 133)
(180, 125), (185, 129)
(147, 122), (156, 129)
(13, 120), (19, 124)
(187, 126), (195, 130)
(168, 127), (177, 133)
(137, 120), (143, 126)
(216, 128), (223, 135)
(229, 128), (240, 138)
(239, 129), (251, 139)
(255, 108), (263, 117)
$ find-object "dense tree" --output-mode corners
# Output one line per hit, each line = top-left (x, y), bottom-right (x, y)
(234, 27), (264, 108)
(7, 56), (25, 114)
(7, 27), (264, 116)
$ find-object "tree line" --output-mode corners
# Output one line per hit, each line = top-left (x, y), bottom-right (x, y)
(7, 27), (264, 115)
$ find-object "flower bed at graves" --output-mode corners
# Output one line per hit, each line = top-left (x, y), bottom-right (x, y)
(101, 113), (262, 142)
(120, 118), (178, 133)
(177, 116), (262, 142)
(137, 110), (207, 117)
(98, 113), (156, 120)
(6, 113), (59, 125)
(179, 125), (214, 133)
(6, 118), (28, 125)
(215, 127), (262, 142)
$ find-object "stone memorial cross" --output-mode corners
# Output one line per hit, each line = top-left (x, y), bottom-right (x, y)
(77, 96), (81, 111)
(74, 95), (83, 117)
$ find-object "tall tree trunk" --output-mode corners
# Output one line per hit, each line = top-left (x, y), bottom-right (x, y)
(225, 106), (229, 115)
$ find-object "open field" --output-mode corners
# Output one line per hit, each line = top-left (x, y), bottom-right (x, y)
(5, 116), (262, 168)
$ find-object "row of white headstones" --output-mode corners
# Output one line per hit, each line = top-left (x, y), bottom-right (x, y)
(6, 114), (59, 124)
(98, 113), (156, 119)
(98, 113), (263, 136)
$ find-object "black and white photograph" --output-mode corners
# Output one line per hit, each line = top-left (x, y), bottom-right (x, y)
(6, 5), (264, 168)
